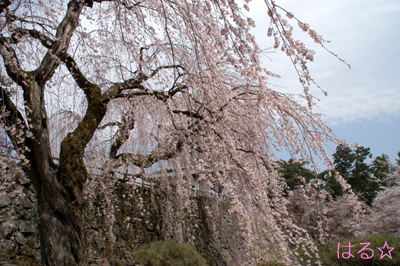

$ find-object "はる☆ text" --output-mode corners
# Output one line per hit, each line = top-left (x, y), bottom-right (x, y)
(337, 241), (395, 260)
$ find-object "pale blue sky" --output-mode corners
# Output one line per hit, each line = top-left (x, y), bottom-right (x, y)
(250, 0), (400, 164)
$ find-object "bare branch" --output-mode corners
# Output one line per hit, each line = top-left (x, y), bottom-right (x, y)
(137, 64), (185, 83)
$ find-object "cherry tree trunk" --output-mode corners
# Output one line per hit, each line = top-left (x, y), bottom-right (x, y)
(23, 81), (106, 265)
(37, 179), (86, 266)
(26, 141), (90, 265)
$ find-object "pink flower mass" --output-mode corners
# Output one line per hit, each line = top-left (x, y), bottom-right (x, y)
(0, 0), (365, 265)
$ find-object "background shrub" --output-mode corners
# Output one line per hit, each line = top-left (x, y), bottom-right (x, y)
(257, 262), (288, 266)
(132, 241), (207, 266)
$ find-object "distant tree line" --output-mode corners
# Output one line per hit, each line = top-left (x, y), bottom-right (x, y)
(278, 144), (399, 205)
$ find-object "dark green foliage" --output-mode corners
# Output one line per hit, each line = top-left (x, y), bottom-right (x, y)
(132, 241), (207, 266)
(371, 154), (392, 182)
(320, 235), (400, 266)
(333, 144), (356, 180)
(349, 146), (374, 204)
(322, 144), (391, 205)
(279, 146), (398, 205)
(278, 159), (315, 192)
(317, 170), (342, 197)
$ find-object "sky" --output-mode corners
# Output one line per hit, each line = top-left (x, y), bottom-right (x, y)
(249, 0), (400, 164)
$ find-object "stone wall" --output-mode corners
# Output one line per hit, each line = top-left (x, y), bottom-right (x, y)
(85, 181), (241, 265)
(0, 175), (40, 266)
(0, 176), (244, 266)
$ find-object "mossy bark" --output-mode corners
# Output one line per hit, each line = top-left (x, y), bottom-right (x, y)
(26, 81), (106, 266)
(42, 85), (106, 266)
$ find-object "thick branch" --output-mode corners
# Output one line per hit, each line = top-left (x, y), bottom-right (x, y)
(0, 36), (30, 88)
(22, 27), (94, 91)
(173, 110), (203, 119)
(116, 139), (184, 169)
(62, 53), (94, 90)
(27, 29), (53, 49)
(112, 90), (168, 101)
(98, 121), (122, 130)
(0, 0), (11, 14)
(59, 83), (107, 204)
(109, 118), (135, 159)
(1, 33), (59, 196)
(0, 86), (54, 192)
(101, 79), (145, 103)
(113, 0), (145, 10)
(35, 0), (86, 85)
(107, 84), (187, 104)
(101, 66), (186, 103)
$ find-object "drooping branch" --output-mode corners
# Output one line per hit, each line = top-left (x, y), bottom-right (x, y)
(0, 86), (33, 157)
(110, 104), (210, 170)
